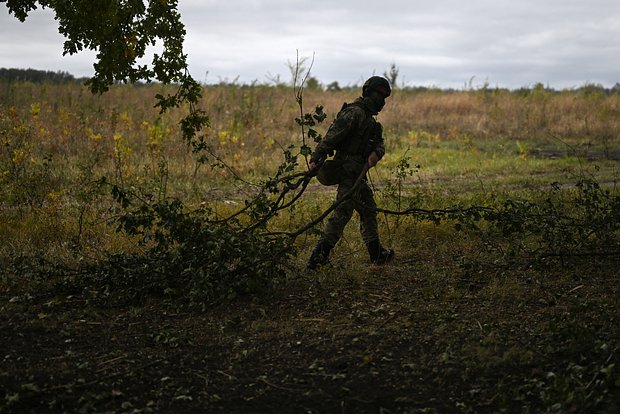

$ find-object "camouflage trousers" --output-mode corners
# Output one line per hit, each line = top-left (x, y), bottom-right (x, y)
(320, 176), (379, 248)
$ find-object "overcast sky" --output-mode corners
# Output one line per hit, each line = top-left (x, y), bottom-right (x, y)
(1, 0), (619, 89)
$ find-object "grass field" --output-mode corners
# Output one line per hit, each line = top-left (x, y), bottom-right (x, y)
(1, 81), (619, 413)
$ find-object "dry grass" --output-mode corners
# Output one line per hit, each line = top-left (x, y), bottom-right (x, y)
(1, 81), (620, 266)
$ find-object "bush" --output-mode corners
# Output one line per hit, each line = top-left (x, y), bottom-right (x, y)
(485, 177), (620, 262)
(85, 193), (294, 308)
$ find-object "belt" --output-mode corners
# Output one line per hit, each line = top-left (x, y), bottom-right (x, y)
(336, 151), (365, 161)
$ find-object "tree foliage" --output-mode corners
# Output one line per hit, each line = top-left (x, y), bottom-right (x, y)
(2, 0), (209, 143)
(88, 189), (294, 308)
(5, 0), (184, 89)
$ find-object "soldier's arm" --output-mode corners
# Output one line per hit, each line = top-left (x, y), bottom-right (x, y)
(367, 122), (386, 167)
(373, 122), (386, 160)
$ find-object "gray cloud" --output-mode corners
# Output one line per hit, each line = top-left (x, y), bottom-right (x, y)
(2, 0), (619, 89)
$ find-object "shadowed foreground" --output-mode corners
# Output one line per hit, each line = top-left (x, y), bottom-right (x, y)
(2, 252), (619, 413)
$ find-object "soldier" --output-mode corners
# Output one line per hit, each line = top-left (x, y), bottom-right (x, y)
(307, 76), (395, 270)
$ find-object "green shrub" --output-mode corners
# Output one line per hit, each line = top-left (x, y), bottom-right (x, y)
(0, 108), (60, 206)
(80, 187), (294, 307)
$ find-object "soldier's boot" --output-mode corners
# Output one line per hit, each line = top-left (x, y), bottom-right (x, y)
(366, 239), (395, 265)
(307, 241), (334, 270)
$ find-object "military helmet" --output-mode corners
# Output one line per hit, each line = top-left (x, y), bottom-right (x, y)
(362, 76), (391, 98)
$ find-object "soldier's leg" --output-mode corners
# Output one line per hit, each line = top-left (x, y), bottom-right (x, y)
(307, 181), (355, 269)
(357, 182), (395, 264)
(322, 182), (356, 247)
(357, 181), (379, 245)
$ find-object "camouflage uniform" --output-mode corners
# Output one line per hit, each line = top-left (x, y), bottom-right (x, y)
(310, 97), (385, 247)
(307, 76), (394, 269)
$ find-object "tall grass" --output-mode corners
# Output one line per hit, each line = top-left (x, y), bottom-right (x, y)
(386, 86), (620, 144)
(2, 82), (619, 171)
(1, 81), (619, 270)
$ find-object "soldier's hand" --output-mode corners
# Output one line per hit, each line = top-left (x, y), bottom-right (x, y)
(368, 151), (379, 167)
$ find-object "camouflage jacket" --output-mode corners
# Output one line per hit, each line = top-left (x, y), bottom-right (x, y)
(310, 97), (385, 166)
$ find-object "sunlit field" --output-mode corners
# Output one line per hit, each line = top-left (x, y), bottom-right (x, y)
(1, 80), (619, 413)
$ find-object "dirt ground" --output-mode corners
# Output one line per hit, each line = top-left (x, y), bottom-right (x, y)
(1, 254), (619, 413)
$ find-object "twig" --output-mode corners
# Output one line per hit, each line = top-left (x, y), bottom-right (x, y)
(293, 50), (315, 169)
(217, 370), (237, 381)
(565, 284), (584, 295)
(258, 377), (303, 392)
(362, 202), (496, 217)
(96, 354), (127, 373)
(243, 172), (314, 233)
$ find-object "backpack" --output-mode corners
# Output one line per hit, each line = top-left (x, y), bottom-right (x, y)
(315, 102), (377, 186)
(316, 159), (344, 186)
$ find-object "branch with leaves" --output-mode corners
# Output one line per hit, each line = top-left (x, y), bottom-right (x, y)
(3, 0), (210, 146)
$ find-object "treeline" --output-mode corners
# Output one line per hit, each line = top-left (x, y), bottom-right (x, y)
(213, 77), (620, 96)
(3, 66), (620, 96)
(0, 68), (81, 84)
(397, 81), (620, 96)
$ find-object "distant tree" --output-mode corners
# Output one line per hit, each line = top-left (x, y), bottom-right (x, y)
(326, 81), (341, 92)
(2, 0), (208, 143)
(265, 72), (285, 87)
(305, 76), (321, 90)
(383, 62), (399, 89)
(286, 54), (312, 87)
(578, 82), (607, 98)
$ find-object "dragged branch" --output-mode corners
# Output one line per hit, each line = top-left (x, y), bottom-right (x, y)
(285, 164), (370, 239)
